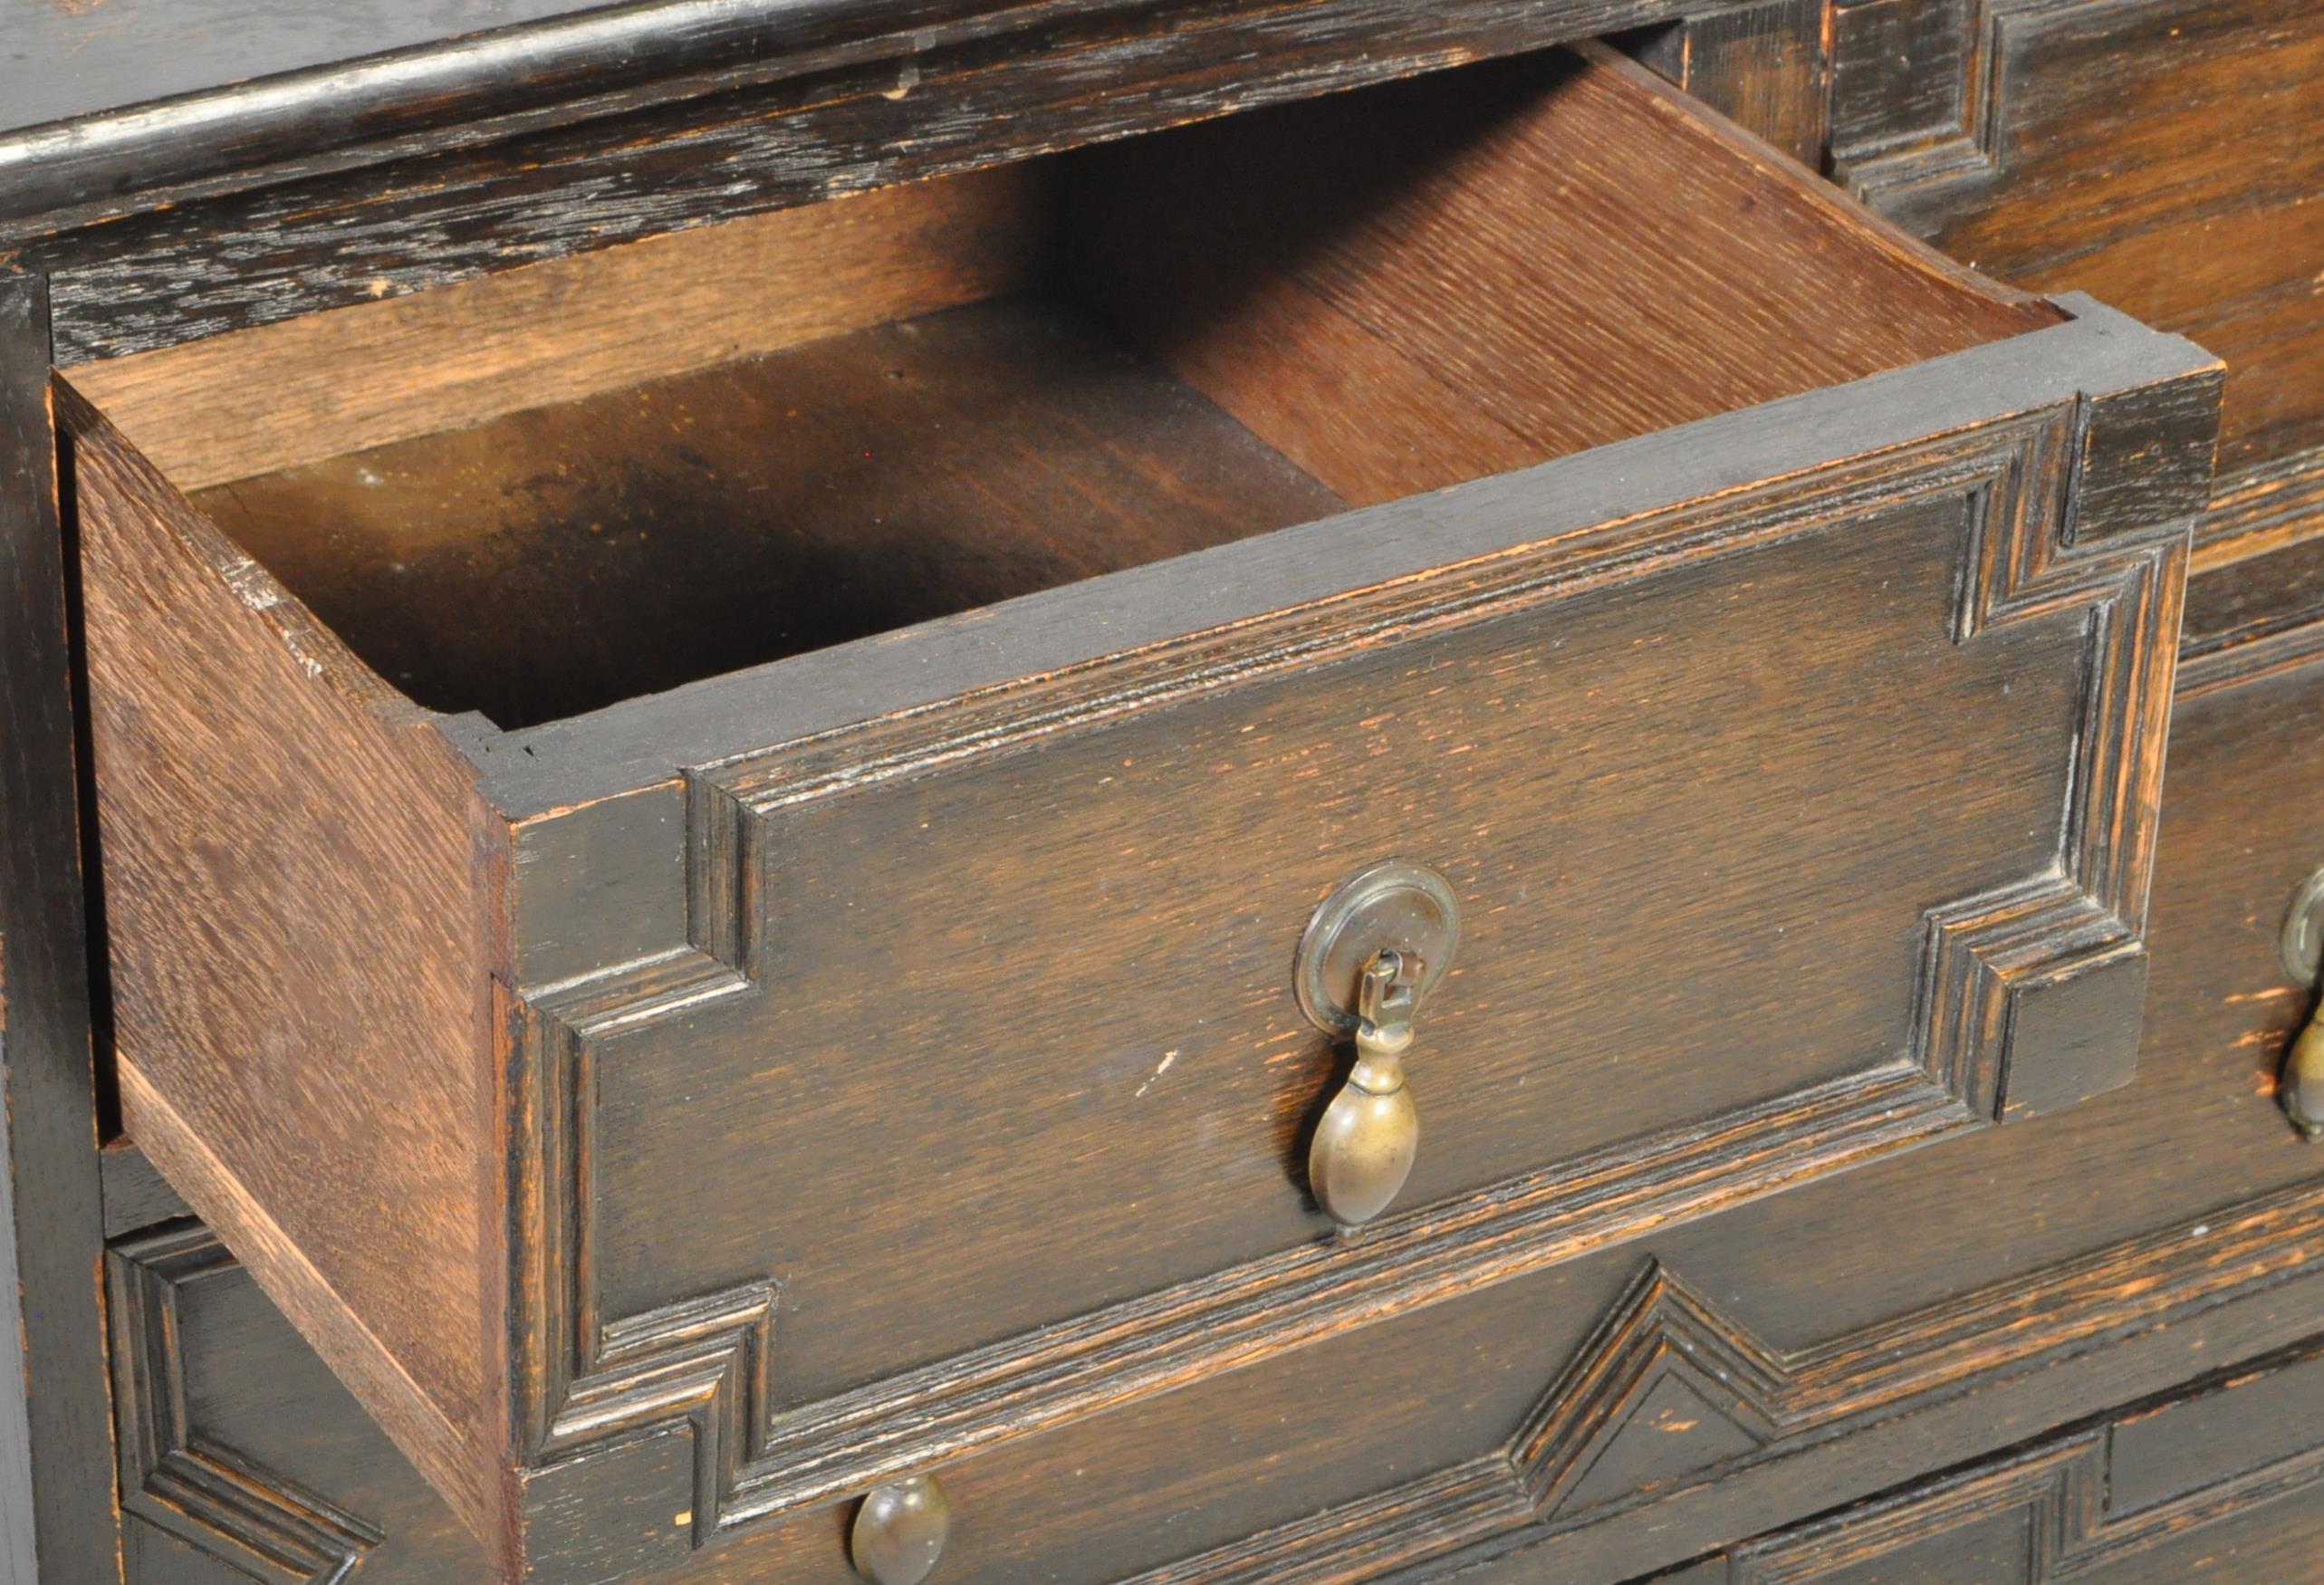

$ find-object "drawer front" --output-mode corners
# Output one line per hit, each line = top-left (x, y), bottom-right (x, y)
(578, 437), (2148, 1391)
(107, 1183), (2324, 1585)
(1631, 1339), (2324, 1585)
(68, 48), (2221, 1585)
(505, 363), (2208, 1578)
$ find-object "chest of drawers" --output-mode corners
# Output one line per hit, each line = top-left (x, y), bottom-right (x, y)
(0, 4), (2318, 1584)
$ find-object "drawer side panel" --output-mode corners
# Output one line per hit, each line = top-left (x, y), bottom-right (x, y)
(68, 395), (516, 1561)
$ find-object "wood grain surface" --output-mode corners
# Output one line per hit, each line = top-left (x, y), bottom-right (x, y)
(1627, 0), (1829, 167)
(187, 295), (1344, 727)
(71, 296), (2219, 1579)
(1072, 44), (2054, 504)
(0, 4), (2288, 1584)
(57, 45), (2224, 1583)
(596, 485), (2086, 1414)
(70, 164), (1052, 494)
(100, 1140), (2324, 1581)
(21, 0), (1712, 360)
(1645, 1340), (2324, 1585)
(101, 42), (2054, 734)
(2194, 449), (2324, 573)
(1363, 628), (2324, 1583)
(1832, 0), (2324, 482)
(69, 396), (516, 1562)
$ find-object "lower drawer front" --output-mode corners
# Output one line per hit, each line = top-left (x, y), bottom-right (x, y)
(1635, 1338), (2324, 1585)
(104, 1186), (2324, 1585)
(131, 1303), (2324, 1585)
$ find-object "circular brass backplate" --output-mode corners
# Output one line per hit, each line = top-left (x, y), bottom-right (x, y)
(2282, 866), (2324, 984)
(1294, 860), (1461, 1036)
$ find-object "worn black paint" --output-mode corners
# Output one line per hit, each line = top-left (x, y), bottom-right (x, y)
(0, 274), (118, 1584)
(3, 0), (1729, 250)
(23, 0), (1704, 361)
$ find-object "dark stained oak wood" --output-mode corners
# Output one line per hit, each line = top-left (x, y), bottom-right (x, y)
(59, 45), (2054, 506)
(72, 328), (2214, 1585)
(577, 473), (2100, 1426)
(14, 0), (1748, 363)
(1301, 573), (2324, 1585)
(2183, 534), (2324, 686)
(107, 1224), (387, 1582)
(85, 729), (2324, 1580)
(54, 38), (2223, 1585)
(1626, 0), (1830, 168)
(1548, 589), (2324, 1385)
(0, 0), (1716, 251)
(0, 274), (121, 1585)
(1069, 44), (2055, 505)
(2181, 451), (2324, 691)
(1822, 0), (2324, 631)
(0, 5), (2294, 1585)
(2194, 448), (2324, 574)
(1829, 0), (2324, 483)
(1638, 1339), (2324, 1585)
(122, 1522), (244, 1585)
(99, 1140), (190, 1242)
(96, 1205), (2324, 1584)
(59, 41), (2072, 744)
(137, 43), (2064, 732)
(2064, 1489), (2324, 1585)
(1410, 542), (2324, 1584)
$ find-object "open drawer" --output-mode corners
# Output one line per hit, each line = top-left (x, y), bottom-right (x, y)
(64, 42), (2220, 1585)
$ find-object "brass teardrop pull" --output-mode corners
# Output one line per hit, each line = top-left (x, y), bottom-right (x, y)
(1294, 861), (1460, 1231)
(851, 1475), (950, 1585)
(2281, 868), (2324, 1139)
(1310, 950), (1424, 1227)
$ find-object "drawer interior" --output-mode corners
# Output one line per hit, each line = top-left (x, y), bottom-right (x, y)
(72, 45), (2058, 730)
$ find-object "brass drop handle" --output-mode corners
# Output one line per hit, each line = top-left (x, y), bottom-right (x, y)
(851, 1475), (950, 1585)
(1294, 860), (1461, 1232)
(2281, 868), (2324, 1138)
(1309, 949), (1426, 1228)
